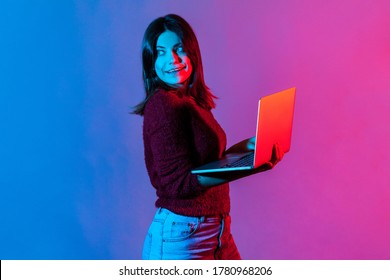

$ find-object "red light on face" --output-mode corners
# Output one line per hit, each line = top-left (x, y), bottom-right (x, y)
(155, 30), (193, 87)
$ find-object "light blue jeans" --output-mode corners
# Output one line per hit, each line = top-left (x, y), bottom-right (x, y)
(142, 208), (241, 260)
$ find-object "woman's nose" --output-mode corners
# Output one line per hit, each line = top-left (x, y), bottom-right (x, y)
(168, 51), (181, 63)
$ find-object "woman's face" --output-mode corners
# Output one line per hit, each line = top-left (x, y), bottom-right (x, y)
(154, 30), (193, 87)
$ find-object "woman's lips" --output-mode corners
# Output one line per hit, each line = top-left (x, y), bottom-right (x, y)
(166, 66), (185, 73)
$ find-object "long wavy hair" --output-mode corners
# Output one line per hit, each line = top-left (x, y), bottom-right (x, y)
(132, 14), (216, 115)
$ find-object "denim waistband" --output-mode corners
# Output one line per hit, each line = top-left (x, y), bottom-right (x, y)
(157, 207), (229, 222)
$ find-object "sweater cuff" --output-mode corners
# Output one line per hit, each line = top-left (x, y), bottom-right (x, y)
(189, 173), (205, 194)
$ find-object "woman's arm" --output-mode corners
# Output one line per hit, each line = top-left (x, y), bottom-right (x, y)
(197, 143), (284, 188)
(144, 92), (206, 198)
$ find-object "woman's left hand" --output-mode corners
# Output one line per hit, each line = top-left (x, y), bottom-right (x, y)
(225, 136), (256, 154)
(200, 142), (285, 186)
(246, 136), (256, 151)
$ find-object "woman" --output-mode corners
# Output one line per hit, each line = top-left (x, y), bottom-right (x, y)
(134, 14), (283, 260)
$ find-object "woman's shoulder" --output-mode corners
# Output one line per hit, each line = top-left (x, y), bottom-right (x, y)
(148, 89), (183, 106)
(144, 89), (187, 118)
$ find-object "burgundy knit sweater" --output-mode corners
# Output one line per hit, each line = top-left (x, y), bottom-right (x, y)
(143, 89), (230, 216)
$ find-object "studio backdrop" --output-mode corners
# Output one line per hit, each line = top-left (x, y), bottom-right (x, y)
(1, 0), (389, 259)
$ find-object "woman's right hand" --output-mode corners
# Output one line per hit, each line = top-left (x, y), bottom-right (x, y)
(271, 143), (284, 166)
(261, 143), (284, 170)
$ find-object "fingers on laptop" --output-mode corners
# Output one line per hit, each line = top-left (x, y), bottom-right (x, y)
(271, 143), (284, 167)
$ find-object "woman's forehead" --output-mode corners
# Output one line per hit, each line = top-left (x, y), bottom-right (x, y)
(156, 30), (181, 48)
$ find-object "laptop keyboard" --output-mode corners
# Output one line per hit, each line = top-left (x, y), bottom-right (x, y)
(222, 152), (254, 168)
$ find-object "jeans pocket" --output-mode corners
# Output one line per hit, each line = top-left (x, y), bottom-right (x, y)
(163, 211), (200, 242)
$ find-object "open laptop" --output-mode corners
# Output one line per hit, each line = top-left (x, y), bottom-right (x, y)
(191, 87), (296, 174)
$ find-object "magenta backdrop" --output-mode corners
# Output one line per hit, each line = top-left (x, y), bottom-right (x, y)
(1, 0), (389, 259)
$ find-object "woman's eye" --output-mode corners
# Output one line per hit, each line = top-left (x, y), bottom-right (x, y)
(157, 49), (165, 56)
(177, 46), (184, 52)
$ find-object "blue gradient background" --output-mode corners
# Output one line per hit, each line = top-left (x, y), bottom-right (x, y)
(1, 0), (389, 259)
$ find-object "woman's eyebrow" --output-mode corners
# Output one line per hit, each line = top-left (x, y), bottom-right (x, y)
(156, 42), (182, 49)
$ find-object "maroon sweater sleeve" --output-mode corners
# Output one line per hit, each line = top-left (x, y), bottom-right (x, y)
(143, 91), (204, 199)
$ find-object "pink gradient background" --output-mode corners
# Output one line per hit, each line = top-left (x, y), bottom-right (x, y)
(1, 0), (389, 259)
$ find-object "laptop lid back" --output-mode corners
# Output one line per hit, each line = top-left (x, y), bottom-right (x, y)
(253, 87), (296, 167)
